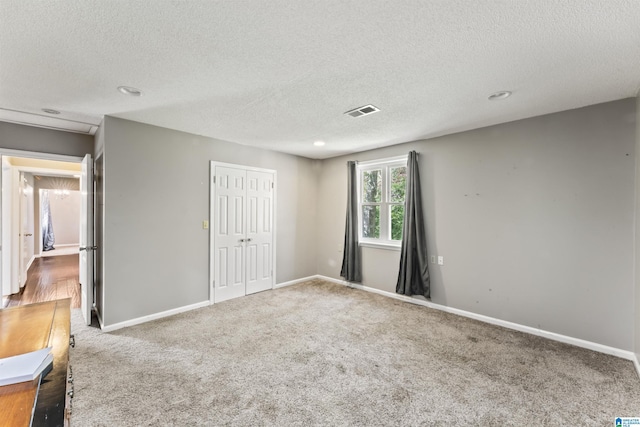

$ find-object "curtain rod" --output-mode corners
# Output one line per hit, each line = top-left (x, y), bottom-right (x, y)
(356, 154), (408, 166)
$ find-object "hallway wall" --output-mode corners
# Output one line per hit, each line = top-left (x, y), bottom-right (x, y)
(34, 177), (81, 254)
(0, 121), (93, 157)
(47, 190), (80, 246)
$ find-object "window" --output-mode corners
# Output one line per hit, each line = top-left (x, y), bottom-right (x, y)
(358, 156), (407, 248)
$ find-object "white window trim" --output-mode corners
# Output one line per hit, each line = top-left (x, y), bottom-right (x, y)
(357, 155), (407, 250)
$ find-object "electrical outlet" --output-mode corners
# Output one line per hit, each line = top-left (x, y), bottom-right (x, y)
(202, 220), (209, 230)
(430, 255), (436, 264)
(438, 256), (444, 266)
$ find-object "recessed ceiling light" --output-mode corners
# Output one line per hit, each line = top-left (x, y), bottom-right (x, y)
(117, 86), (142, 96)
(42, 108), (60, 114)
(488, 91), (512, 101)
(313, 141), (326, 147)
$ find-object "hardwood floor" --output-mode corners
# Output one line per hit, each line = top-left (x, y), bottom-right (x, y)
(6, 255), (80, 308)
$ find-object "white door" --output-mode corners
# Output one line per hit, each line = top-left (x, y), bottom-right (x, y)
(213, 166), (247, 303)
(1, 158), (18, 296)
(0, 154), (3, 296)
(18, 177), (34, 288)
(245, 170), (274, 295)
(79, 154), (94, 325)
(212, 164), (275, 303)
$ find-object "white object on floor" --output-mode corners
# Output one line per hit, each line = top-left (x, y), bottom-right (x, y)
(0, 347), (53, 386)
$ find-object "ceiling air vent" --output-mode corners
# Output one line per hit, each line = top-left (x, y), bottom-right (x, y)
(344, 104), (380, 118)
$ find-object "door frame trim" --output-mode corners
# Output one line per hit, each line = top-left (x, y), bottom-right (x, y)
(209, 161), (277, 304)
(0, 149), (85, 299)
(0, 148), (83, 163)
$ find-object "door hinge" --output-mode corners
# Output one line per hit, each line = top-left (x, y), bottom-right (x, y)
(271, 182), (274, 188)
(213, 176), (216, 184)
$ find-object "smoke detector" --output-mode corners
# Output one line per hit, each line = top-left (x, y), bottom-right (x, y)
(344, 104), (380, 118)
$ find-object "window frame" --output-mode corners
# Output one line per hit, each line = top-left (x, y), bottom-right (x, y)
(357, 155), (408, 250)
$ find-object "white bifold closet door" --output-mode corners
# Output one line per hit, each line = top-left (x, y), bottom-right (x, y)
(213, 165), (274, 303)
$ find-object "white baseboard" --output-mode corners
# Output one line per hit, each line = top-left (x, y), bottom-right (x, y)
(316, 275), (636, 363)
(318, 275), (348, 286)
(101, 300), (210, 333)
(274, 275), (319, 289)
(633, 353), (640, 379)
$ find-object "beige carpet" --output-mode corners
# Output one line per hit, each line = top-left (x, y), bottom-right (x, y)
(70, 280), (640, 426)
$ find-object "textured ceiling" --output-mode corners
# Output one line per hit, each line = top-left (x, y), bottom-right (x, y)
(1, 1), (639, 159)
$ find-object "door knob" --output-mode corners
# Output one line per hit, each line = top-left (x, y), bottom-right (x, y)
(239, 239), (246, 243)
(25, 233), (33, 237)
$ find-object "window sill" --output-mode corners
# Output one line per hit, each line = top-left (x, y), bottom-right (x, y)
(359, 241), (401, 251)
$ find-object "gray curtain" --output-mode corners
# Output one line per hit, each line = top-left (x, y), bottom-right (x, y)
(396, 151), (430, 297)
(42, 190), (56, 251)
(340, 161), (362, 282)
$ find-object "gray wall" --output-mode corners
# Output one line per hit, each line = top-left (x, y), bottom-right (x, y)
(101, 116), (318, 326)
(0, 121), (93, 157)
(635, 94), (640, 362)
(317, 99), (636, 351)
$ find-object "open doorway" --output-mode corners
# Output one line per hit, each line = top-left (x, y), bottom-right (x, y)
(39, 177), (81, 257)
(1, 154), (83, 308)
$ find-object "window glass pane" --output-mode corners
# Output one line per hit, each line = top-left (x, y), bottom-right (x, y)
(362, 205), (380, 238)
(391, 204), (404, 240)
(362, 169), (382, 203)
(390, 166), (406, 203)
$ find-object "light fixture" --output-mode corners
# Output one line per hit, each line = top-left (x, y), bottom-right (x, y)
(117, 86), (142, 96)
(48, 177), (76, 200)
(313, 141), (325, 147)
(488, 91), (512, 101)
(42, 108), (61, 114)
(53, 189), (70, 199)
